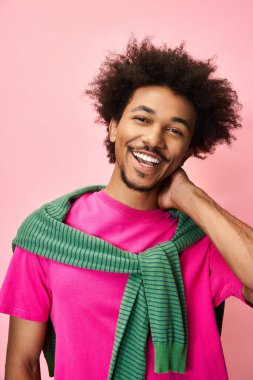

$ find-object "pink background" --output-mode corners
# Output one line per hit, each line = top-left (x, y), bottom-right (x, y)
(0, 0), (252, 379)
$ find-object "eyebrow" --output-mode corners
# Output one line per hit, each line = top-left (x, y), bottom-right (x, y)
(130, 105), (192, 130)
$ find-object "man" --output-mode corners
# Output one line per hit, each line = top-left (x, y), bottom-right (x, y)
(1, 37), (253, 380)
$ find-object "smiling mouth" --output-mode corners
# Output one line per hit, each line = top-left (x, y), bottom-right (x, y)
(131, 151), (162, 168)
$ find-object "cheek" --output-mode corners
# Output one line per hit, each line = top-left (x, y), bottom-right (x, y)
(114, 142), (122, 161)
(163, 146), (188, 174)
(114, 136), (129, 163)
(168, 141), (187, 159)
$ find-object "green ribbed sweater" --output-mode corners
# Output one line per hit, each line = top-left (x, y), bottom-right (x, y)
(12, 185), (207, 379)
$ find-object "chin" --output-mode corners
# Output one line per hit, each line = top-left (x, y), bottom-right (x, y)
(120, 168), (162, 193)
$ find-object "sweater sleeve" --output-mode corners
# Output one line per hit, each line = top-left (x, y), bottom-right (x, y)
(0, 246), (52, 322)
(209, 241), (253, 308)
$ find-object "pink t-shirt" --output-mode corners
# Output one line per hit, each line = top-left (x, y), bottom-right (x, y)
(0, 189), (251, 379)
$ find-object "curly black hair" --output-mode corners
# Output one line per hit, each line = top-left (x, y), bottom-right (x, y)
(85, 37), (242, 163)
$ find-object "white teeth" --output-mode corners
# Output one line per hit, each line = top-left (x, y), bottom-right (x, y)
(132, 152), (160, 164)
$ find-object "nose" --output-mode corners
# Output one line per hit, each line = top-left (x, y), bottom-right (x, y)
(141, 125), (165, 149)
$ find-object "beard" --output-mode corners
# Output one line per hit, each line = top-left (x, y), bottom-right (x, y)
(120, 167), (164, 193)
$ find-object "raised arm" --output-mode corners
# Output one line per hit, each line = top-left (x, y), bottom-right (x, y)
(158, 168), (253, 305)
(5, 316), (47, 380)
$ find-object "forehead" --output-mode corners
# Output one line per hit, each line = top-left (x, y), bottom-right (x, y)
(125, 85), (197, 125)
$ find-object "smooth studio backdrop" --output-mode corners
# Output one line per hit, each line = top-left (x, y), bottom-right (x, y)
(0, 0), (253, 379)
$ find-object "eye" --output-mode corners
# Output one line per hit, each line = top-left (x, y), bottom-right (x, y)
(166, 127), (183, 136)
(133, 116), (150, 124)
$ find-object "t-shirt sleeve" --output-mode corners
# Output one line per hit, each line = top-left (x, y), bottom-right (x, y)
(209, 241), (253, 308)
(0, 246), (52, 322)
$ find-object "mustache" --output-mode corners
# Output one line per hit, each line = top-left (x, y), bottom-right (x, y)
(128, 144), (170, 162)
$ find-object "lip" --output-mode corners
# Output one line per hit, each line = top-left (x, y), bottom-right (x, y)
(132, 149), (163, 162)
(130, 151), (162, 173)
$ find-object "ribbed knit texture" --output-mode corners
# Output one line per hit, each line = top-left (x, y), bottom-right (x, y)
(12, 185), (206, 379)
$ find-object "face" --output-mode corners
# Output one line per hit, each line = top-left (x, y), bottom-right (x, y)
(109, 85), (197, 192)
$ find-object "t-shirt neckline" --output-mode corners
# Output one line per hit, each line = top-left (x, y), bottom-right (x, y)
(95, 189), (171, 221)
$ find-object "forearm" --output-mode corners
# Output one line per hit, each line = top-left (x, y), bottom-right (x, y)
(174, 184), (253, 290)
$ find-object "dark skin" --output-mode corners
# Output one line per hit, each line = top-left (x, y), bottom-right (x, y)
(4, 85), (253, 379)
(158, 166), (253, 304)
(5, 317), (46, 379)
(106, 85), (196, 210)
(106, 85), (253, 304)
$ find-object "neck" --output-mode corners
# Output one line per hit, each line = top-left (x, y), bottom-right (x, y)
(105, 167), (161, 211)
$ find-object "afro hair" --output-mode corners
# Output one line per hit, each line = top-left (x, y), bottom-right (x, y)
(85, 37), (242, 163)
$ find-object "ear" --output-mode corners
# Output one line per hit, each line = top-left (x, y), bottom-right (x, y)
(108, 119), (118, 143)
